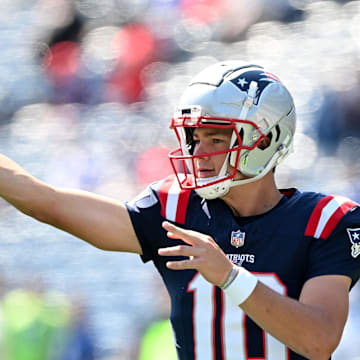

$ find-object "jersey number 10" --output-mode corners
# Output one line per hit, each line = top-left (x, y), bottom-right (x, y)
(188, 273), (289, 360)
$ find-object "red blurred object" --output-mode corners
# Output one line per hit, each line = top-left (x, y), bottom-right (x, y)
(106, 65), (145, 104)
(106, 23), (156, 103)
(113, 23), (155, 67)
(43, 41), (80, 85)
(179, 0), (226, 24)
(136, 146), (173, 186)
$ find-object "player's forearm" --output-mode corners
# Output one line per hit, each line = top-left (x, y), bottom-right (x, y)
(0, 154), (142, 253)
(241, 282), (342, 360)
(0, 154), (54, 219)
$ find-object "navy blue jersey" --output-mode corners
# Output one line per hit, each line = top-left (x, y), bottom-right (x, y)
(126, 175), (360, 360)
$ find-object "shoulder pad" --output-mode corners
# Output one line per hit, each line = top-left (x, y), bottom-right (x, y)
(305, 195), (359, 240)
(158, 175), (192, 224)
(128, 186), (159, 209)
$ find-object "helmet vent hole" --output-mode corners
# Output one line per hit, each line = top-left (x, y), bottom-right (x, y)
(275, 125), (281, 142)
(239, 128), (244, 142)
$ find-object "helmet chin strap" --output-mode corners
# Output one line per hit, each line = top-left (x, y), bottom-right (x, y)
(195, 178), (231, 199)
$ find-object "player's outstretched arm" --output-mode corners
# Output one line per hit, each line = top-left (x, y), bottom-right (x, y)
(159, 221), (351, 360)
(0, 154), (142, 254)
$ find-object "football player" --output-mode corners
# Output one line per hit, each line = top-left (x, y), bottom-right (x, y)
(1, 61), (359, 360)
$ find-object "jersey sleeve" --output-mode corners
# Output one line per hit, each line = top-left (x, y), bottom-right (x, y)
(125, 175), (193, 263)
(125, 183), (164, 263)
(305, 204), (360, 289)
(126, 175), (194, 263)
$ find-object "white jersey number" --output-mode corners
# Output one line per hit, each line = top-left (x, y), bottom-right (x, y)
(188, 273), (289, 360)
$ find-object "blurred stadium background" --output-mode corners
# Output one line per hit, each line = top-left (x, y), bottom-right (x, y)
(0, 0), (359, 358)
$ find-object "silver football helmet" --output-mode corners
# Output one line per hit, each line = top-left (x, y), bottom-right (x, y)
(168, 61), (296, 200)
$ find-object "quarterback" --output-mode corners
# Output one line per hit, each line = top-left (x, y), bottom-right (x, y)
(1, 61), (360, 360)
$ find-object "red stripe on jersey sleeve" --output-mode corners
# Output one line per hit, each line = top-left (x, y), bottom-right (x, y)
(175, 188), (192, 224)
(320, 200), (358, 239)
(305, 195), (334, 237)
(158, 176), (176, 218)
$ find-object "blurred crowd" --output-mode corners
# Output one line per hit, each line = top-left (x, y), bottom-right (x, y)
(0, 0), (360, 359)
(0, 278), (95, 360)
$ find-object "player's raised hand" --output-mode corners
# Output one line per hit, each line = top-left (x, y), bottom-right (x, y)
(158, 221), (233, 287)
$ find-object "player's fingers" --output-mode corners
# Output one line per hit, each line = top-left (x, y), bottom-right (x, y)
(166, 258), (198, 270)
(158, 244), (200, 257)
(162, 221), (210, 246)
(162, 221), (193, 241)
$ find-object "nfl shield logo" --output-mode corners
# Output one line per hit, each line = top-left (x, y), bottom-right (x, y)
(231, 230), (245, 248)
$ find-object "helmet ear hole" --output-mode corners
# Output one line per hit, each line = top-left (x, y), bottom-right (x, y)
(258, 134), (272, 150)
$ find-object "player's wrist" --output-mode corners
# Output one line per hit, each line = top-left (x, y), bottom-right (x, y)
(222, 265), (258, 305)
(220, 265), (239, 290)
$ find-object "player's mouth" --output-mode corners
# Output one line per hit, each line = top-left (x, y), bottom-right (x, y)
(197, 168), (217, 178)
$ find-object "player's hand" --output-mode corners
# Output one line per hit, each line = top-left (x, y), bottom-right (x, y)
(158, 221), (233, 287)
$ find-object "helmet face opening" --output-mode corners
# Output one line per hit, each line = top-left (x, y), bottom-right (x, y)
(168, 114), (265, 191)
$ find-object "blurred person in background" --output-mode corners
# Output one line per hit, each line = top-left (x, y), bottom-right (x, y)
(0, 61), (360, 360)
(316, 71), (360, 156)
(59, 296), (95, 360)
(134, 275), (177, 360)
(0, 278), (95, 360)
(0, 287), (71, 360)
(137, 319), (177, 360)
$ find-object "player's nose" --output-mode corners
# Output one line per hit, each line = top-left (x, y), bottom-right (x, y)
(193, 142), (210, 159)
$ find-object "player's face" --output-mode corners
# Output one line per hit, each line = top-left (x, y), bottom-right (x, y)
(192, 127), (234, 178)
